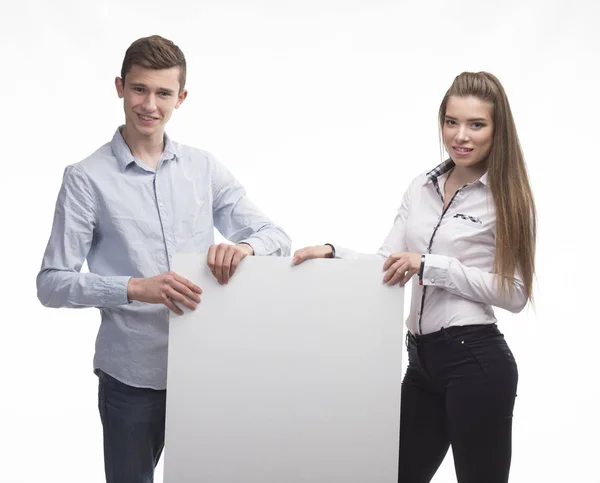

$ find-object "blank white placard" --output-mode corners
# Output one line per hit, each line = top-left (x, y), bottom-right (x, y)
(164, 254), (404, 483)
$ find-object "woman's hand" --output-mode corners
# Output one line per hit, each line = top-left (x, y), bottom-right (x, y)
(383, 252), (422, 286)
(292, 245), (334, 265)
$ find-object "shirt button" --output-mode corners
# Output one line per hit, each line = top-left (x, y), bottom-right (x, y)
(430, 278), (436, 283)
(159, 201), (164, 207)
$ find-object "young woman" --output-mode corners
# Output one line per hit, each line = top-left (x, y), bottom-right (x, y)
(292, 71), (536, 482)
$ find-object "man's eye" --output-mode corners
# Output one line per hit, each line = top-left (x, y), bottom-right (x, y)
(159, 92), (170, 97)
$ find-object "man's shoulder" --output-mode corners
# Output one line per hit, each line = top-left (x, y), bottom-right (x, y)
(67, 141), (115, 176)
(170, 139), (214, 165)
(169, 140), (232, 179)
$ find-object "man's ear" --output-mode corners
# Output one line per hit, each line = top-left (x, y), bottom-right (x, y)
(175, 89), (188, 109)
(115, 77), (125, 98)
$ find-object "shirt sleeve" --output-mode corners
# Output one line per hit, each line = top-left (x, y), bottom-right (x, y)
(210, 155), (291, 257)
(420, 254), (528, 313)
(36, 165), (131, 308)
(333, 179), (412, 261)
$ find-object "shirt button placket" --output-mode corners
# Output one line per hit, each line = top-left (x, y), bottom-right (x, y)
(155, 171), (173, 270)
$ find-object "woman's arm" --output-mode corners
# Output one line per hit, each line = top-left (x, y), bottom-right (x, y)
(420, 254), (528, 313)
(293, 179), (414, 264)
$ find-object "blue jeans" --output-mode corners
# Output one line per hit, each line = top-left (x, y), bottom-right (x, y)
(398, 324), (518, 483)
(97, 370), (166, 483)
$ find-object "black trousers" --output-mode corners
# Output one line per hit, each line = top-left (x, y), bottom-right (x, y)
(398, 324), (518, 483)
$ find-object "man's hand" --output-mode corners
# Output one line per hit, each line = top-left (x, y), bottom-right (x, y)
(292, 245), (334, 265)
(127, 272), (202, 315)
(382, 252), (422, 286)
(207, 243), (254, 285)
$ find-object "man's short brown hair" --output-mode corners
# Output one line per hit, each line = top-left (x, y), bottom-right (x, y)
(121, 35), (187, 91)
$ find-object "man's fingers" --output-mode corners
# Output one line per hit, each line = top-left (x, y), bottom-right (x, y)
(163, 295), (184, 316)
(207, 245), (218, 279)
(214, 244), (228, 284)
(170, 273), (202, 296)
(171, 280), (201, 304)
(229, 250), (245, 279)
(167, 288), (197, 311)
(220, 248), (236, 285)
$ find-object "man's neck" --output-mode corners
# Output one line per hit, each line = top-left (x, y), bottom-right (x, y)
(121, 123), (165, 170)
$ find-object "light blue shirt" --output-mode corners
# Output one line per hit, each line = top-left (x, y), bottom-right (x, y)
(37, 127), (291, 389)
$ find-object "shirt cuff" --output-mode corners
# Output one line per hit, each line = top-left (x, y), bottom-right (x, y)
(238, 237), (265, 256)
(105, 276), (132, 306)
(421, 254), (450, 287)
(332, 244), (353, 259)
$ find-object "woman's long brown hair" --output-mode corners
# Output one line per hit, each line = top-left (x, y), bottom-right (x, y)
(439, 72), (536, 302)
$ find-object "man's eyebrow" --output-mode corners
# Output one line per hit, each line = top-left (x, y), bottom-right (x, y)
(128, 83), (175, 94)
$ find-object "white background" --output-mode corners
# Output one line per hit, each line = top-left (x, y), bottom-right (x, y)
(1, 0), (599, 482)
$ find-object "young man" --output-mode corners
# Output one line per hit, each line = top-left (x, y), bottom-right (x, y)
(36, 35), (291, 483)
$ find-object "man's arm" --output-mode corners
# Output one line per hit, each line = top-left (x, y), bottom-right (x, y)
(211, 156), (291, 256)
(206, 155), (291, 283)
(36, 165), (131, 308)
(37, 165), (203, 314)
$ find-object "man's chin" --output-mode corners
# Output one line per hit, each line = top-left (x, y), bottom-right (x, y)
(134, 123), (163, 136)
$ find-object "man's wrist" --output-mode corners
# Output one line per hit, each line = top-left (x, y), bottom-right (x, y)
(237, 242), (254, 256)
(127, 277), (139, 302)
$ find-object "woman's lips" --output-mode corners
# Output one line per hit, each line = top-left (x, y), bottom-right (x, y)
(452, 146), (473, 156)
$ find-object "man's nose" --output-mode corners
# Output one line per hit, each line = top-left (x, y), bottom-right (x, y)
(141, 93), (157, 112)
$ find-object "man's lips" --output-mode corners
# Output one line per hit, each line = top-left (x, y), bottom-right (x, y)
(137, 113), (159, 121)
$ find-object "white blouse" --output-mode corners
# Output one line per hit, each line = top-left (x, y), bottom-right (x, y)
(334, 159), (527, 335)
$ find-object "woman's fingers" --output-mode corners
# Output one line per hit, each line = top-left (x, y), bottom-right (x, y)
(292, 245), (332, 265)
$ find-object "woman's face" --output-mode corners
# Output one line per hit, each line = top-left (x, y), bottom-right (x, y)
(442, 95), (494, 169)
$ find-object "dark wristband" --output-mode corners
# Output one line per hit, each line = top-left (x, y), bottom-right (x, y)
(324, 243), (336, 258)
(418, 254), (425, 284)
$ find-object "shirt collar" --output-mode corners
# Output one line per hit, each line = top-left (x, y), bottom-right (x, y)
(425, 158), (455, 183)
(110, 125), (178, 172)
(479, 171), (489, 186)
(425, 158), (489, 187)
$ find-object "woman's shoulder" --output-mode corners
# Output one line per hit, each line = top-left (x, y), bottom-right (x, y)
(403, 169), (433, 198)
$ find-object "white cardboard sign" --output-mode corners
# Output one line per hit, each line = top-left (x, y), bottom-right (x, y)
(164, 255), (404, 483)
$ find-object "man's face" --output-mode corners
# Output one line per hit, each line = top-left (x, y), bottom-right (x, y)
(115, 65), (187, 138)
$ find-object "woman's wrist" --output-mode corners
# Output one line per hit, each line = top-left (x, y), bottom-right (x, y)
(324, 243), (336, 258)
